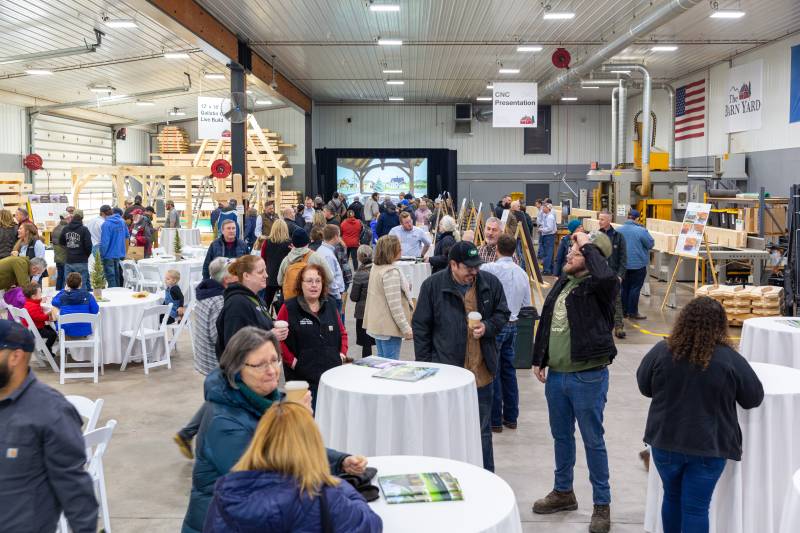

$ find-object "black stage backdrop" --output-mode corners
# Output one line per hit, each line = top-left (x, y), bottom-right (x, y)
(314, 148), (457, 202)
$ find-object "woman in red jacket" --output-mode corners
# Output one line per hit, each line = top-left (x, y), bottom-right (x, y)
(339, 209), (363, 271)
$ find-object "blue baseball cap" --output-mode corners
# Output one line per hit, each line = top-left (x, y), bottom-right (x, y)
(567, 219), (583, 234)
(0, 319), (35, 352)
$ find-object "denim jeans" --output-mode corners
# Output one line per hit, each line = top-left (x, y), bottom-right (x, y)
(651, 447), (726, 533)
(477, 383), (494, 472)
(65, 263), (91, 291)
(55, 264), (65, 291)
(375, 337), (402, 359)
(540, 233), (556, 275)
(334, 296), (344, 324)
(622, 267), (648, 316)
(102, 258), (121, 288)
(545, 367), (610, 504)
(492, 322), (519, 427)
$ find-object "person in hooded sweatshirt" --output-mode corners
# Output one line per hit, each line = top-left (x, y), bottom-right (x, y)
(375, 201), (400, 238)
(99, 205), (129, 287)
(276, 229), (333, 298)
(59, 209), (94, 290)
(52, 272), (100, 338)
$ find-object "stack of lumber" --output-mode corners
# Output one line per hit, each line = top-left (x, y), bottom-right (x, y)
(279, 191), (301, 211)
(696, 284), (783, 326)
(158, 126), (190, 153)
(0, 172), (30, 212)
(741, 205), (788, 235)
(645, 218), (747, 248)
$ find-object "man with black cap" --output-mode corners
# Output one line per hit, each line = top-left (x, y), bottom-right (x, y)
(413, 240), (510, 472)
(0, 319), (98, 533)
(530, 230), (619, 533)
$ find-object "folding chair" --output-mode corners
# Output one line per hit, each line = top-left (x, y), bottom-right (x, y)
(120, 304), (172, 374)
(65, 395), (104, 433)
(7, 306), (59, 373)
(167, 299), (195, 354)
(136, 263), (164, 293)
(57, 313), (101, 384)
(84, 419), (117, 533)
(121, 260), (142, 290)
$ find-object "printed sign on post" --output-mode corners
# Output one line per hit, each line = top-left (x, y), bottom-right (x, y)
(197, 97), (231, 140)
(674, 202), (712, 257)
(492, 82), (538, 128)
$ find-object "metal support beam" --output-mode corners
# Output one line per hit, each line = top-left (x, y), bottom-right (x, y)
(305, 112), (314, 196)
(230, 64), (247, 198)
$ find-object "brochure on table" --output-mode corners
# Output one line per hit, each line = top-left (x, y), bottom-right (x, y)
(353, 356), (407, 370)
(373, 365), (439, 382)
(674, 202), (712, 257)
(379, 472), (463, 504)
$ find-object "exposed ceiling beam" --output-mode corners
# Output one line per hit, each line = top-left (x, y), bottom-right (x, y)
(252, 39), (772, 47)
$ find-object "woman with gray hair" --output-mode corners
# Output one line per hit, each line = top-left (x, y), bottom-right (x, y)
(182, 327), (365, 533)
(428, 215), (460, 273)
(349, 244), (375, 358)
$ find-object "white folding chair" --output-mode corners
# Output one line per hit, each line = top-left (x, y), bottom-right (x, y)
(65, 395), (104, 433)
(189, 263), (204, 284)
(85, 419), (117, 533)
(7, 306), (59, 373)
(121, 260), (142, 290)
(137, 263), (165, 292)
(57, 313), (101, 384)
(120, 304), (172, 374)
(167, 299), (195, 354)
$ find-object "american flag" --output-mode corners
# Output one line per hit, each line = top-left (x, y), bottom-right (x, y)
(675, 79), (705, 141)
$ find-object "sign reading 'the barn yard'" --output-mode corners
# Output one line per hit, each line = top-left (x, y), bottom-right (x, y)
(725, 59), (763, 133)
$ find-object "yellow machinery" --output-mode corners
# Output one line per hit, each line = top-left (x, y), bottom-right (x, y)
(636, 199), (673, 223)
(633, 110), (670, 171)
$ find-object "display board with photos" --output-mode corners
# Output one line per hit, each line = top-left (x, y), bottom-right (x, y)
(674, 202), (712, 257)
(28, 194), (70, 228)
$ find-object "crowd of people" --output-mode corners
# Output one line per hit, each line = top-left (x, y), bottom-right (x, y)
(0, 190), (767, 533)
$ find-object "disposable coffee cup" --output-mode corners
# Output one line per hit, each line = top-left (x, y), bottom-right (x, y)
(284, 381), (309, 403)
(274, 320), (289, 330)
(468, 311), (482, 330)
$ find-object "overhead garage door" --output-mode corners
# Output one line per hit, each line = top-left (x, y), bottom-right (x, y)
(32, 114), (113, 215)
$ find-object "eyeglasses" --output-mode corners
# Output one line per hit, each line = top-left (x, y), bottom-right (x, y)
(302, 278), (322, 285)
(244, 359), (282, 372)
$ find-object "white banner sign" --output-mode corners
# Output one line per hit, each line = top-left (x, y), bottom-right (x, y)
(197, 96), (231, 140)
(725, 60), (762, 133)
(492, 82), (538, 128)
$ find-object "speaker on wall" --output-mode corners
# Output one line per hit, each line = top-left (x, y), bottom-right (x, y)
(455, 103), (472, 121)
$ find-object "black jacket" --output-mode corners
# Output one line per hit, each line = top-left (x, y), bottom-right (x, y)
(284, 217), (300, 237)
(261, 240), (291, 288)
(280, 296), (343, 386)
(429, 232), (456, 273)
(413, 267), (510, 376)
(349, 200), (364, 221)
(215, 284), (274, 358)
(637, 341), (764, 461)
(599, 226), (627, 279)
(59, 220), (93, 263)
(533, 242), (619, 368)
(0, 226), (17, 259)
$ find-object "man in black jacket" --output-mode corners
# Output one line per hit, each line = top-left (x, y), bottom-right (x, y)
(531, 230), (618, 533)
(59, 209), (94, 290)
(598, 211), (627, 339)
(413, 241), (510, 472)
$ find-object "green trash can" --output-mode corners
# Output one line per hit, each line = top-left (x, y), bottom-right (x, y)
(513, 306), (539, 369)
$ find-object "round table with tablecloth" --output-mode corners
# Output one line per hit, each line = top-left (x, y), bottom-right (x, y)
(393, 260), (432, 300)
(739, 317), (800, 368)
(158, 228), (201, 255)
(644, 362), (800, 533)
(137, 257), (204, 302)
(316, 361), (483, 466)
(780, 469), (800, 533)
(367, 455), (522, 533)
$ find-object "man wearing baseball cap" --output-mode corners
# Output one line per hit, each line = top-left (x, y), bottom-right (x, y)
(413, 240), (510, 472)
(0, 320), (98, 533)
(531, 230), (619, 533)
(615, 209), (654, 320)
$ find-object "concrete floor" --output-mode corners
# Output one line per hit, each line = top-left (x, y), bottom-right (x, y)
(36, 277), (720, 532)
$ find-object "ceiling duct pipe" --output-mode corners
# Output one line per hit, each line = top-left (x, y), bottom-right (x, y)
(618, 79), (627, 167)
(603, 64), (651, 195)
(537, 0), (703, 100)
(0, 29), (103, 65)
(627, 81), (676, 170)
(611, 86), (618, 168)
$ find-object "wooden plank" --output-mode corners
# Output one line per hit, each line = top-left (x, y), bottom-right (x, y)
(0, 173), (24, 182)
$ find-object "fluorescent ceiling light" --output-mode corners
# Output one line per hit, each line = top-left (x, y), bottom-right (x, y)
(386, 80), (404, 85)
(383, 69), (403, 74)
(105, 19), (137, 28)
(561, 96), (578, 101)
(370, 4), (400, 12)
(89, 85), (115, 92)
(169, 110), (186, 116)
(609, 70), (630, 74)
(163, 52), (189, 59)
(476, 96), (492, 101)
(99, 94), (128, 101)
(377, 39), (403, 46)
(25, 69), (52, 75)
(204, 72), (225, 80)
(486, 84), (494, 89)
(543, 12), (575, 20)
(135, 100), (155, 106)
(388, 97), (404, 101)
(651, 45), (678, 52)
(582, 86), (600, 89)
(498, 68), (519, 74)
(710, 10), (745, 19)
(255, 99), (273, 105)
(517, 45), (543, 52)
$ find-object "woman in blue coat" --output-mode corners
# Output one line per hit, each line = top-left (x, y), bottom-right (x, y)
(182, 327), (368, 533)
(205, 401), (382, 532)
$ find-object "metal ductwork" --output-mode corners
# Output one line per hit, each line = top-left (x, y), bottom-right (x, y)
(618, 79), (627, 167)
(537, 0), (702, 100)
(0, 29), (103, 65)
(611, 87), (618, 168)
(627, 81), (676, 170)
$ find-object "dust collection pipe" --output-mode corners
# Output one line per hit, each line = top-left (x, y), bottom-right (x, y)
(618, 80), (627, 166)
(628, 81), (677, 169)
(611, 87), (618, 168)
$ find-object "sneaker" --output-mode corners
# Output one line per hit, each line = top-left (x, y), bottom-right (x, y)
(532, 489), (578, 514)
(614, 327), (626, 339)
(173, 433), (194, 459)
(589, 504), (611, 533)
(491, 426), (503, 433)
(502, 421), (517, 430)
(630, 313), (647, 320)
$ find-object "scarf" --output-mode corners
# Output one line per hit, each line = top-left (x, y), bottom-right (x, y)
(236, 375), (282, 414)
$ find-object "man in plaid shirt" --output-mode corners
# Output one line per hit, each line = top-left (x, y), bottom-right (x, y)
(479, 217), (520, 264)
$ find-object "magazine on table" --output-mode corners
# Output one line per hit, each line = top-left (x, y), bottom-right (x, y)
(379, 472), (463, 504)
(372, 365), (439, 382)
(780, 319), (800, 329)
(352, 356), (408, 370)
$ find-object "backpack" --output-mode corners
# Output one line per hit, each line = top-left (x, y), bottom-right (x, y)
(359, 221), (372, 245)
(282, 251), (313, 299)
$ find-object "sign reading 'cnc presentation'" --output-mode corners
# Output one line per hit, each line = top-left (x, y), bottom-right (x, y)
(492, 82), (538, 128)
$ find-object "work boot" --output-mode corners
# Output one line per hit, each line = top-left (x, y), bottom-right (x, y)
(589, 504), (611, 533)
(491, 426), (503, 433)
(614, 326), (626, 339)
(502, 420), (517, 430)
(630, 313), (647, 320)
(532, 489), (578, 514)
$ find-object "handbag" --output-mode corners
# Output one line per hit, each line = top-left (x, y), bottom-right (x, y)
(338, 466), (380, 502)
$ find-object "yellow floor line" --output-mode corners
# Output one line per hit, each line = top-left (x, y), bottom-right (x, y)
(627, 321), (740, 341)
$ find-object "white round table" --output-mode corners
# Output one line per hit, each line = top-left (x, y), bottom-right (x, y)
(645, 362), (800, 533)
(159, 228), (201, 254)
(740, 317), (800, 368)
(137, 257), (204, 302)
(316, 362), (483, 466)
(393, 261), (431, 299)
(69, 288), (162, 365)
(780, 469), (800, 533)
(367, 455), (522, 533)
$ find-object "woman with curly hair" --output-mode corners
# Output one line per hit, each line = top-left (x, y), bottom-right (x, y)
(636, 296), (764, 533)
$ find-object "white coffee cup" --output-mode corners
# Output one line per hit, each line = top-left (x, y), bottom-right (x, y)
(274, 320), (289, 329)
(284, 380), (309, 403)
(467, 311), (482, 330)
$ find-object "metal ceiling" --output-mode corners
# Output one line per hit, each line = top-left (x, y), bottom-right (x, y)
(196, 0), (800, 103)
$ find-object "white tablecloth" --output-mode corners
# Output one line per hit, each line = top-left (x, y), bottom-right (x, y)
(367, 455), (522, 533)
(740, 317), (800, 368)
(70, 288), (162, 364)
(645, 362), (800, 533)
(316, 361), (483, 466)
(159, 228), (201, 254)
(780, 469), (800, 533)
(394, 261), (432, 299)
(137, 257), (204, 302)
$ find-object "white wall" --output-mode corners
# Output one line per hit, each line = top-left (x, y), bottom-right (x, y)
(115, 128), (150, 164)
(0, 103), (26, 157)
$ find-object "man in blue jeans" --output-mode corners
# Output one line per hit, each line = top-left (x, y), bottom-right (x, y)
(615, 209), (654, 320)
(99, 205), (129, 287)
(59, 210), (93, 290)
(480, 234), (530, 432)
(538, 203), (557, 275)
(531, 230), (619, 533)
